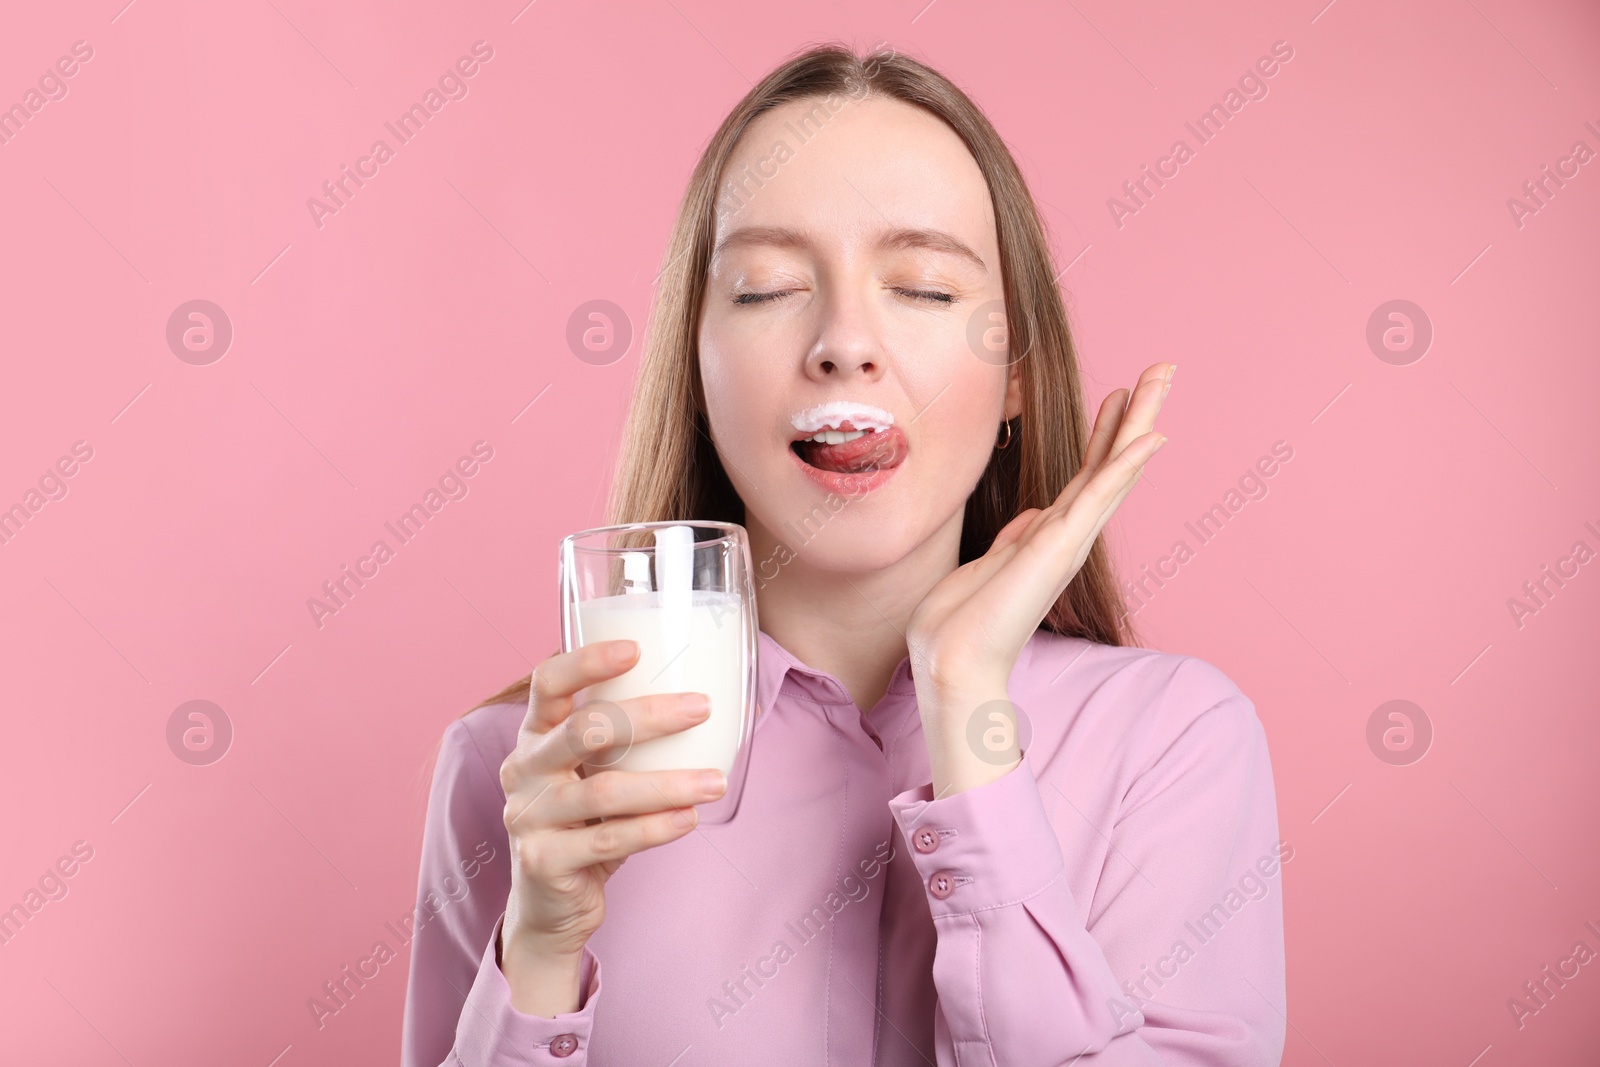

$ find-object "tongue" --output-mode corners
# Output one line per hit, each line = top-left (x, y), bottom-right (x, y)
(798, 429), (901, 474)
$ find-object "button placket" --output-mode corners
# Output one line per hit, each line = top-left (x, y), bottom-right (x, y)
(548, 1033), (580, 1057)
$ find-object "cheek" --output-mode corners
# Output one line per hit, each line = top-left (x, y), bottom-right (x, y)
(699, 342), (772, 451)
(917, 341), (1006, 433)
(915, 360), (1008, 479)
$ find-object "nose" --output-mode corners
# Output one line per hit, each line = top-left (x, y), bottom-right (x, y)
(803, 286), (886, 382)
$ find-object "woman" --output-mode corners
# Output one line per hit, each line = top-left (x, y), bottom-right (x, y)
(401, 42), (1285, 1067)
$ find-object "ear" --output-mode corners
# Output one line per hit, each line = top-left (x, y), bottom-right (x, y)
(1003, 360), (1025, 421)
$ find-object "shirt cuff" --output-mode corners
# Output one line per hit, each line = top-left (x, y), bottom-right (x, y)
(450, 914), (601, 1065)
(887, 750), (1067, 916)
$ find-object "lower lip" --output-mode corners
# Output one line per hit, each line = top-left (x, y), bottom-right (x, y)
(788, 441), (905, 496)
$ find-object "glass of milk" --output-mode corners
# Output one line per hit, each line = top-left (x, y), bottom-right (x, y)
(558, 521), (758, 825)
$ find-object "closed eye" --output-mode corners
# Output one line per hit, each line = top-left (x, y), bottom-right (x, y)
(733, 290), (787, 305)
(732, 288), (955, 306)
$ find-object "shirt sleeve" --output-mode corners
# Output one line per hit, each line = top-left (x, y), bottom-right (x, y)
(401, 715), (606, 1066)
(885, 688), (1286, 1066)
(448, 916), (603, 1066)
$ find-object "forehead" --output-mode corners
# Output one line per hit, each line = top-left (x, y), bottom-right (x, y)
(713, 94), (997, 260)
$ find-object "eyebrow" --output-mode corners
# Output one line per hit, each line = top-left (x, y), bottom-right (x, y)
(712, 225), (989, 274)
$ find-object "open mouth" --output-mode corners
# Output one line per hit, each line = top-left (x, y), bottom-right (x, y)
(790, 425), (908, 474)
(787, 424), (909, 495)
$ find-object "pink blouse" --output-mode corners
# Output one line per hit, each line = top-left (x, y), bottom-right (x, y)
(400, 627), (1286, 1066)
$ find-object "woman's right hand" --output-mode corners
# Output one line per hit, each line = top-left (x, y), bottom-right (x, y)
(496, 638), (728, 1016)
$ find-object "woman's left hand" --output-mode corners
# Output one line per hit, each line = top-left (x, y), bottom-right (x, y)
(905, 362), (1174, 788)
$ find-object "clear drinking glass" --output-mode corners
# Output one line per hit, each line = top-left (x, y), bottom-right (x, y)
(558, 520), (759, 825)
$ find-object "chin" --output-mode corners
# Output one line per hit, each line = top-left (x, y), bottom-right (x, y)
(740, 454), (971, 574)
(755, 499), (923, 573)
(795, 536), (917, 577)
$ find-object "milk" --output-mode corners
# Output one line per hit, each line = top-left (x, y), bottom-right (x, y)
(573, 589), (747, 775)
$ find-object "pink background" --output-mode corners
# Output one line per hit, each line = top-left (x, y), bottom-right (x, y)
(2, 0), (1597, 1063)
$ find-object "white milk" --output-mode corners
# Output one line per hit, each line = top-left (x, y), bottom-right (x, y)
(573, 589), (746, 775)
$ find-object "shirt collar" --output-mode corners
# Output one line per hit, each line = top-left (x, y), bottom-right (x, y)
(754, 626), (1040, 715)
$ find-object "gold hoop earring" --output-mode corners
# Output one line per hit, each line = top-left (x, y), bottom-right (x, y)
(996, 418), (1014, 450)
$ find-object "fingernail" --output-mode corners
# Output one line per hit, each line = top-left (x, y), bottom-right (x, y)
(684, 694), (711, 715)
(610, 641), (634, 662)
(697, 770), (727, 792)
(1161, 380), (1172, 400)
(1165, 364), (1177, 382)
(670, 808), (698, 829)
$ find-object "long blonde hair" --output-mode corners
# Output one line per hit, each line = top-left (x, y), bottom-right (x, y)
(468, 41), (1135, 715)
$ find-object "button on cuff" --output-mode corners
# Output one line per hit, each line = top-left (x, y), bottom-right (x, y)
(928, 868), (973, 899)
(887, 752), (1067, 913)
